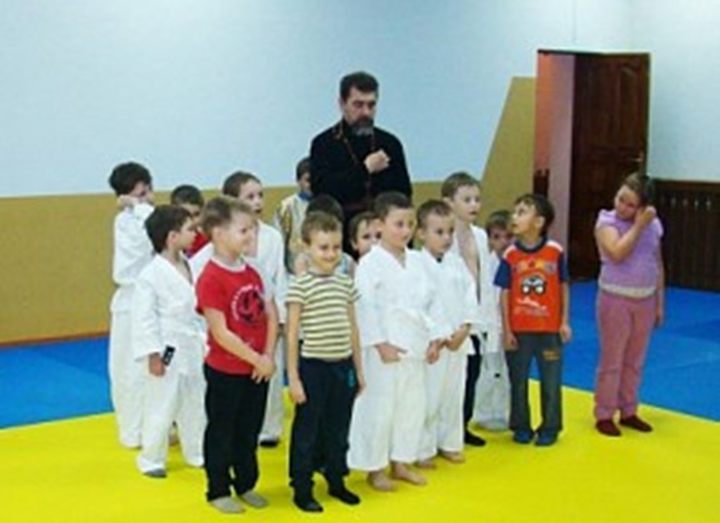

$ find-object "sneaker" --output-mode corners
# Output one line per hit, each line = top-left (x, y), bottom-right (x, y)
(143, 468), (167, 479)
(620, 415), (653, 432)
(239, 490), (268, 508)
(595, 419), (621, 437)
(293, 495), (323, 512)
(534, 432), (558, 446)
(464, 430), (487, 447)
(512, 430), (534, 444)
(209, 496), (244, 514)
(328, 486), (361, 505)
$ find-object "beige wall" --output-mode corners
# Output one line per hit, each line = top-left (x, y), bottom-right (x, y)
(0, 78), (534, 345)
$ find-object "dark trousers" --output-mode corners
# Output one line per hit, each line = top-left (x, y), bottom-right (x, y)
(289, 357), (357, 496)
(505, 333), (563, 434)
(203, 364), (269, 501)
(463, 334), (483, 426)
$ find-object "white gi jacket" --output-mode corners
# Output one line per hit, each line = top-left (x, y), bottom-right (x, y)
(110, 203), (154, 313)
(448, 224), (500, 337)
(131, 255), (205, 375)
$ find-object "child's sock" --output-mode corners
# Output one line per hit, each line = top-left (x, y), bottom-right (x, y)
(239, 490), (268, 508)
(328, 485), (361, 505)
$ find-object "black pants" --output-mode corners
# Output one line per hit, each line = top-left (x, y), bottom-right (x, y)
(203, 364), (269, 501)
(463, 334), (483, 426)
(289, 357), (357, 496)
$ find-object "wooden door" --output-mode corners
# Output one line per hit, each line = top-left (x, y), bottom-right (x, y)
(569, 54), (650, 278)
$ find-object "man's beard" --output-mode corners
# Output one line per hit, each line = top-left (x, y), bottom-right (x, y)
(350, 117), (374, 136)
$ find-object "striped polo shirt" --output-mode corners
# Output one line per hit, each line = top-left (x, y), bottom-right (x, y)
(286, 272), (360, 359)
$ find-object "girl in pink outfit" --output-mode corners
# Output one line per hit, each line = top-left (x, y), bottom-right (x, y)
(593, 173), (665, 437)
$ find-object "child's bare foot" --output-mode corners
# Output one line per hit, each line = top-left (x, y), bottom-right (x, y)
(391, 463), (427, 486)
(416, 458), (436, 469)
(439, 450), (466, 463)
(367, 471), (395, 492)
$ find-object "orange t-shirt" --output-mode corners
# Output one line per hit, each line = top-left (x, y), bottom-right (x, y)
(494, 239), (568, 333)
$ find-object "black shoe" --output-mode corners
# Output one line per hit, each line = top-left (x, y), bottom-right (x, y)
(464, 430), (487, 447)
(329, 486), (361, 505)
(259, 438), (280, 448)
(293, 495), (324, 513)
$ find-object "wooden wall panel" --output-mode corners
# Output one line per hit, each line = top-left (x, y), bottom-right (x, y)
(655, 180), (720, 290)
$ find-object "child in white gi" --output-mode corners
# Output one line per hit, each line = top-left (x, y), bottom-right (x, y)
(348, 192), (442, 491)
(108, 161), (155, 448)
(416, 200), (477, 466)
(132, 205), (206, 477)
(442, 171), (498, 446)
(473, 210), (513, 431)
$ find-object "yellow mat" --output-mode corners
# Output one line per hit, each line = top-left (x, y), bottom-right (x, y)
(1, 385), (717, 523)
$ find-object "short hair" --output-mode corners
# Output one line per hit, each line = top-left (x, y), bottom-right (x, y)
(108, 162), (152, 196)
(307, 194), (344, 222)
(348, 211), (377, 243)
(296, 157), (311, 181)
(417, 199), (453, 230)
(374, 191), (412, 220)
(170, 184), (204, 207)
(200, 196), (255, 238)
(145, 205), (191, 254)
(621, 172), (654, 206)
(440, 171), (481, 199)
(340, 71), (379, 100)
(222, 171), (261, 198)
(485, 210), (512, 233)
(301, 211), (342, 244)
(514, 193), (555, 235)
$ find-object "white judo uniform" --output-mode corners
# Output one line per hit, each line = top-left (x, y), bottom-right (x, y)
(132, 255), (206, 473)
(417, 249), (478, 460)
(348, 246), (442, 470)
(109, 202), (154, 448)
(191, 222), (288, 442)
(473, 250), (510, 430)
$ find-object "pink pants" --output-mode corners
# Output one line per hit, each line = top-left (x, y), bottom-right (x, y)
(594, 290), (656, 420)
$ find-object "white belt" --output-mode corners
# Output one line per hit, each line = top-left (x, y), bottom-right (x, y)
(599, 281), (656, 299)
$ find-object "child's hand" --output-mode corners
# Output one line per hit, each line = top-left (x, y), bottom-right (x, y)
(655, 305), (664, 328)
(560, 323), (573, 343)
(446, 326), (470, 351)
(148, 353), (165, 377)
(289, 379), (306, 405)
(504, 332), (518, 351)
(253, 354), (275, 381)
(116, 194), (137, 210)
(376, 343), (404, 363)
(355, 372), (366, 397)
(426, 341), (441, 364)
(634, 206), (657, 228)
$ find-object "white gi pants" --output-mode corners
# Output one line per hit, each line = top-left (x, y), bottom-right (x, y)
(259, 336), (286, 442)
(136, 367), (205, 472)
(108, 311), (145, 448)
(348, 347), (426, 471)
(418, 349), (467, 460)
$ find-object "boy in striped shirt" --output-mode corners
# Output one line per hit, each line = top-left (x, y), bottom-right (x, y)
(286, 211), (365, 512)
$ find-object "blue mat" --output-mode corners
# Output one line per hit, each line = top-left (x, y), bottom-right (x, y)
(0, 283), (718, 428)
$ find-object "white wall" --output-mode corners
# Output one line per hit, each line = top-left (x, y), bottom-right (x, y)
(0, 0), (632, 197)
(631, 0), (720, 181)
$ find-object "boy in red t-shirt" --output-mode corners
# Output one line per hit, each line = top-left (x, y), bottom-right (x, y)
(195, 196), (278, 514)
(494, 194), (572, 447)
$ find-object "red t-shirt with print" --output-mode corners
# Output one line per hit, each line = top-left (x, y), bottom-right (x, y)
(196, 259), (268, 375)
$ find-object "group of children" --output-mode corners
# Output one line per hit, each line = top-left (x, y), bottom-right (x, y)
(107, 160), (574, 514)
